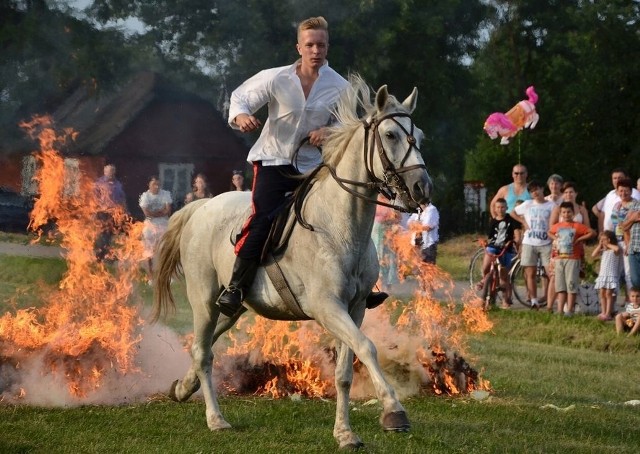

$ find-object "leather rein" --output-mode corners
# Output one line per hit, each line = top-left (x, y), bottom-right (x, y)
(293, 111), (426, 230)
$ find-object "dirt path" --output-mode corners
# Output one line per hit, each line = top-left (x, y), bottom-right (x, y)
(0, 241), (64, 259)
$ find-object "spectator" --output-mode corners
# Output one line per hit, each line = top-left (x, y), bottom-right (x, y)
(615, 286), (640, 336)
(549, 182), (590, 227)
(490, 164), (532, 218)
(139, 176), (172, 283)
(481, 197), (522, 308)
(94, 163), (127, 262)
(591, 168), (640, 233)
(230, 169), (250, 191)
(511, 180), (555, 308)
(407, 202), (439, 264)
(620, 196), (640, 289)
(547, 181), (591, 309)
(184, 173), (213, 204)
(611, 178), (636, 302)
(545, 174), (564, 206)
(372, 194), (402, 291)
(592, 230), (621, 321)
(548, 202), (596, 315)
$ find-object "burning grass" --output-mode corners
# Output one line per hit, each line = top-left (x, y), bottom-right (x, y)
(1, 115), (493, 406)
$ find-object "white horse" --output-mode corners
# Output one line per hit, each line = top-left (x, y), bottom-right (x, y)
(152, 76), (432, 449)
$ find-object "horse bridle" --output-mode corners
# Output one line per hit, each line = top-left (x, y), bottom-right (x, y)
(293, 111), (426, 231)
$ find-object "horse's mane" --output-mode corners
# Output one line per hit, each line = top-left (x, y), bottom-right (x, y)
(321, 74), (375, 168)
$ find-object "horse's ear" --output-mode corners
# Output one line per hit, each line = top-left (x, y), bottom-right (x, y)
(375, 85), (389, 112)
(402, 87), (418, 113)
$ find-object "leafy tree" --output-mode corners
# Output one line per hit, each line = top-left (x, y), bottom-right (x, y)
(468, 0), (640, 208)
(0, 0), (138, 145)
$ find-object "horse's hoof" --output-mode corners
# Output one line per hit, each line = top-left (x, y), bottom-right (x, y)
(381, 411), (410, 432)
(208, 419), (232, 431)
(168, 380), (180, 402)
(339, 440), (365, 450)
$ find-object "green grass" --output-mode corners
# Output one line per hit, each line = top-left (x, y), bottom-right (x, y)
(0, 255), (67, 309)
(2, 251), (640, 452)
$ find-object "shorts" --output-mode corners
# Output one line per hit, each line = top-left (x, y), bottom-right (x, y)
(520, 243), (552, 267)
(554, 258), (580, 293)
(486, 246), (516, 268)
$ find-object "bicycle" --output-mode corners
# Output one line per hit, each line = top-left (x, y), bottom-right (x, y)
(469, 240), (515, 310)
(509, 256), (549, 308)
(469, 240), (543, 308)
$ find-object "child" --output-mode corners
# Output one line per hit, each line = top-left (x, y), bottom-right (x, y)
(615, 287), (640, 336)
(481, 197), (522, 308)
(592, 230), (621, 321)
(548, 202), (596, 315)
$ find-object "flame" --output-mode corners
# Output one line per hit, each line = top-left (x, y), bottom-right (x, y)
(1, 115), (493, 403)
(0, 115), (146, 400)
(211, 226), (493, 399)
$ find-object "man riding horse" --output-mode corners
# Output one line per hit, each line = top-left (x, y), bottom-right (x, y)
(219, 16), (388, 317)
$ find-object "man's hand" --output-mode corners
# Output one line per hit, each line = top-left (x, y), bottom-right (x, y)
(234, 113), (262, 133)
(308, 127), (327, 147)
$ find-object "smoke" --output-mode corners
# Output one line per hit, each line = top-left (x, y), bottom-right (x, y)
(0, 320), (191, 406)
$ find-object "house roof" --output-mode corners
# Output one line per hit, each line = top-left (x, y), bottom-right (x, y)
(51, 71), (241, 157)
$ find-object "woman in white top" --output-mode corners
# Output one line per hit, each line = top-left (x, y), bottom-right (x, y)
(549, 181), (590, 227)
(139, 176), (172, 282)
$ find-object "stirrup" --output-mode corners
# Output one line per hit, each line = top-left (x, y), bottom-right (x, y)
(366, 291), (389, 309)
(216, 287), (245, 317)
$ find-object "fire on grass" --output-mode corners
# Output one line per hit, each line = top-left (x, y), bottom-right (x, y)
(0, 115), (147, 401)
(0, 115), (491, 405)
(217, 226), (494, 399)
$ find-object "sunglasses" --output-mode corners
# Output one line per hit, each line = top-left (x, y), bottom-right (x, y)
(513, 172), (526, 175)
(232, 170), (243, 176)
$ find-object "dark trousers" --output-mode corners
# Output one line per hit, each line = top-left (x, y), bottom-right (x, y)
(235, 162), (301, 260)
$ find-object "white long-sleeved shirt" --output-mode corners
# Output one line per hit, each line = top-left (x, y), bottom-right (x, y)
(228, 60), (348, 173)
(408, 204), (440, 248)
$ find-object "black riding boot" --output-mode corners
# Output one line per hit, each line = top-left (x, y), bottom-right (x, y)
(216, 257), (259, 317)
(366, 291), (389, 309)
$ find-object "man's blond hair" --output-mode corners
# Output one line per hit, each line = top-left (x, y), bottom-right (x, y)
(297, 16), (328, 40)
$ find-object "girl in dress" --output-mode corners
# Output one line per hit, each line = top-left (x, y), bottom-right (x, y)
(592, 230), (620, 321)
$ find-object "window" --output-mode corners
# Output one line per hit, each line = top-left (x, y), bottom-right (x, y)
(21, 155), (80, 196)
(158, 162), (194, 206)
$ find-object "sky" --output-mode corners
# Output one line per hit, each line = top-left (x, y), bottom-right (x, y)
(66, 0), (147, 35)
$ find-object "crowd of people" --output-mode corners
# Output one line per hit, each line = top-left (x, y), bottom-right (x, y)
(482, 164), (640, 336)
(92, 164), (242, 285)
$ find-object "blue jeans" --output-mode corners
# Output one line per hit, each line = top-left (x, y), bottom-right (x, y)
(628, 251), (640, 289)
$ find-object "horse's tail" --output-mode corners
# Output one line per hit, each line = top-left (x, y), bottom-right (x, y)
(525, 86), (538, 104)
(151, 199), (208, 323)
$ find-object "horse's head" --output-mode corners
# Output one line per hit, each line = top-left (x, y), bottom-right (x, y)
(365, 85), (433, 212)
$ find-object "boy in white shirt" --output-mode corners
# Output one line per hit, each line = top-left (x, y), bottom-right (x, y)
(511, 180), (556, 308)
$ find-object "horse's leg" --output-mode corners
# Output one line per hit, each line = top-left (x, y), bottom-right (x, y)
(317, 307), (410, 433)
(333, 307), (365, 449)
(172, 265), (234, 430)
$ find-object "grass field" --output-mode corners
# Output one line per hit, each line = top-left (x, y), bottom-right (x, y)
(1, 237), (639, 452)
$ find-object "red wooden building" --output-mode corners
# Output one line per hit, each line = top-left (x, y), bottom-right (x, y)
(0, 71), (249, 220)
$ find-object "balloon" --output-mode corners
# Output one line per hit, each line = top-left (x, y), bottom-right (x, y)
(484, 86), (539, 145)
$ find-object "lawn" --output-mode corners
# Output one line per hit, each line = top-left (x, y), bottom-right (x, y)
(1, 235), (639, 452)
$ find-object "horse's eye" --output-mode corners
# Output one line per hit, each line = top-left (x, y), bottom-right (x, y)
(385, 131), (396, 140)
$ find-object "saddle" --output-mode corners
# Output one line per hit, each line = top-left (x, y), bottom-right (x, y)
(232, 175), (317, 320)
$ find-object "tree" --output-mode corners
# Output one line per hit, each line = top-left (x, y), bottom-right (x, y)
(0, 1), (138, 145)
(468, 0), (640, 207)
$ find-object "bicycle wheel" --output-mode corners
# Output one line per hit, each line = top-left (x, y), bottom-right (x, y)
(510, 260), (529, 306)
(482, 271), (495, 309)
(510, 259), (548, 307)
(468, 247), (485, 293)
